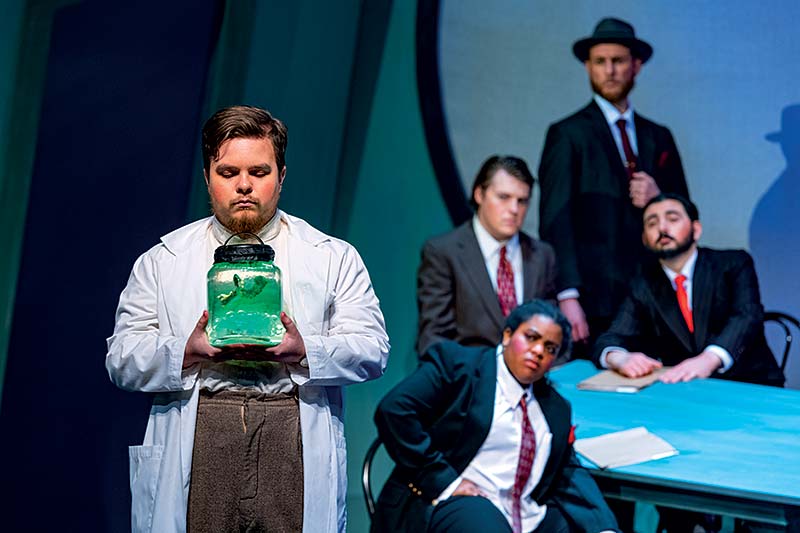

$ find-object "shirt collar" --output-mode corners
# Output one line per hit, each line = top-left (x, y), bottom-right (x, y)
(496, 345), (532, 407)
(211, 209), (285, 245)
(594, 93), (634, 126)
(661, 247), (699, 283)
(472, 215), (520, 260)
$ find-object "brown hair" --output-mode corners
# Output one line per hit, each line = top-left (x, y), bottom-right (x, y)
(469, 155), (535, 210)
(201, 105), (288, 172)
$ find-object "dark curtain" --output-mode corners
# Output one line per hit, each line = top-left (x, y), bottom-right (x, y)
(0, 1), (223, 531)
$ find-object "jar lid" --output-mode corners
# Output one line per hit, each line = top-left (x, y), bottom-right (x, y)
(214, 243), (275, 263)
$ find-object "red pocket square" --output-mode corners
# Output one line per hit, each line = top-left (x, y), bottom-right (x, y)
(658, 151), (669, 168)
(568, 424), (577, 445)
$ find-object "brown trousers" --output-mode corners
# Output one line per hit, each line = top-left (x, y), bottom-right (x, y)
(187, 389), (304, 533)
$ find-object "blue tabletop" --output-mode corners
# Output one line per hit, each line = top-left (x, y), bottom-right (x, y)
(549, 360), (800, 504)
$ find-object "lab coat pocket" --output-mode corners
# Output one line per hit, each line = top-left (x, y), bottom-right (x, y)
(129, 444), (164, 533)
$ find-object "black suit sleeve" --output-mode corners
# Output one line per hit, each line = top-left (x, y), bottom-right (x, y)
(707, 252), (764, 361)
(538, 123), (582, 291)
(416, 240), (458, 355)
(591, 291), (646, 366)
(542, 240), (559, 302)
(374, 345), (461, 500)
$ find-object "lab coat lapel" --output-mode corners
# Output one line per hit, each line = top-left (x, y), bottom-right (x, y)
(160, 218), (212, 336)
(286, 225), (331, 336)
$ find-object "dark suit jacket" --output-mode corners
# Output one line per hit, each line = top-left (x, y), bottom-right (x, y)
(538, 100), (689, 321)
(372, 342), (619, 533)
(417, 222), (557, 355)
(592, 248), (785, 386)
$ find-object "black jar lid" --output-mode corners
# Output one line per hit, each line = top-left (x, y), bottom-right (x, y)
(214, 243), (274, 263)
(214, 232), (275, 263)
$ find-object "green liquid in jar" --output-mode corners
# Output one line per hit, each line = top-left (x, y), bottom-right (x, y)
(207, 262), (285, 347)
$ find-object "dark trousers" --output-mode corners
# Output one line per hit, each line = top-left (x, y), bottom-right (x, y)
(187, 389), (304, 533)
(428, 495), (570, 533)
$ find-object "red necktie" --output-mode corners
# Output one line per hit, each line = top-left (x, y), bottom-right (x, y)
(616, 118), (637, 180)
(497, 246), (517, 316)
(511, 394), (536, 533)
(675, 274), (694, 333)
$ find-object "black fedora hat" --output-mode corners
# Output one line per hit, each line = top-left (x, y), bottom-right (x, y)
(573, 18), (653, 63)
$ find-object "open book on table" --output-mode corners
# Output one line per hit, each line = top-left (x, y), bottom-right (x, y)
(577, 367), (669, 393)
(574, 426), (678, 469)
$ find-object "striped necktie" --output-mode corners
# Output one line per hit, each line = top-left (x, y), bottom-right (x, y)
(511, 394), (536, 533)
(497, 246), (517, 316)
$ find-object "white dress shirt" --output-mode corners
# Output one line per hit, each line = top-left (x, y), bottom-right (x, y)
(438, 347), (552, 532)
(473, 216), (523, 306)
(600, 249), (733, 371)
(593, 93), (638, 166)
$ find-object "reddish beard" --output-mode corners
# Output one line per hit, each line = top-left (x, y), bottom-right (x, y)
(214, 205), (270, 235)
(590, 77), (635, 106)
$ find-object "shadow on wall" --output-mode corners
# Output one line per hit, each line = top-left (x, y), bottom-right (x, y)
(749, 103), (800, 389)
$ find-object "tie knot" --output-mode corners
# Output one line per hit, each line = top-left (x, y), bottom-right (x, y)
(616, 118), (627, 129)
(519, 393), (528, 411)
(675, 274), (687, 287)
(500, 245), (507, 260)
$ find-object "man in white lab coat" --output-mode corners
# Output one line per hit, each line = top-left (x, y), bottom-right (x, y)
(106, 105), (390, 533)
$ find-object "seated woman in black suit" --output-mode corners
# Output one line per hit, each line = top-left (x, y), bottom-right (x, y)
(373, 300), (618, 533)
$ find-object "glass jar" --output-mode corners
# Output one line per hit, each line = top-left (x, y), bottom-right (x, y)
(206, 233), (284, 347)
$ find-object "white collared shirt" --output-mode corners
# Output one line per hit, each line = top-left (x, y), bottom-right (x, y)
(438, 347), (552, 532)
(472, 216), (523, 306)
(601, 248), (733, 371)
(594, 93), (638, 166)
(659, 248), (699, 312)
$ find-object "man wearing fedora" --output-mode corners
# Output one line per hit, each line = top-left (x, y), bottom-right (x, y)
(537, 18), (690, 363)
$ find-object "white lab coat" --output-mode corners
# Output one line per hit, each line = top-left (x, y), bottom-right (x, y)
(106, 213), (390, 533)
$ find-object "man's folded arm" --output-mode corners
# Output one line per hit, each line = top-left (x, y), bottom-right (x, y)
(591, 293), (644, 367)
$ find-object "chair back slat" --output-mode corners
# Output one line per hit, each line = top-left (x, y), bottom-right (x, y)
(764, 310), (799, 373)
(362, 437), (383, 520)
